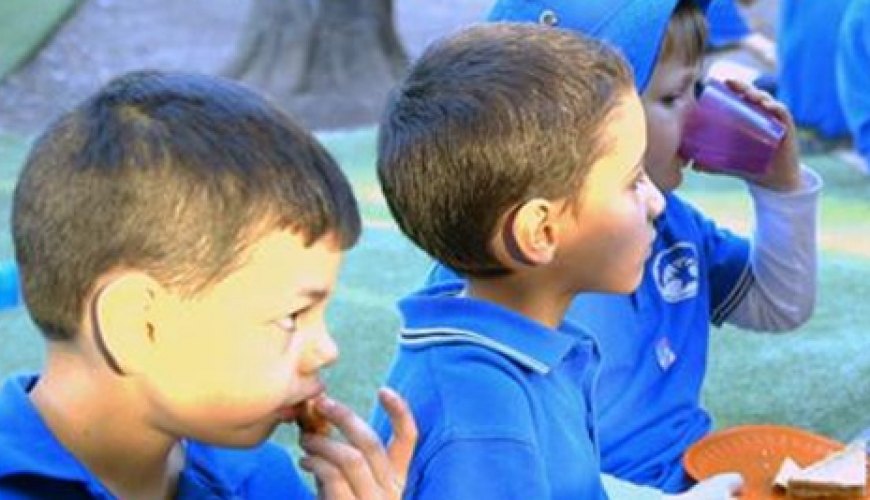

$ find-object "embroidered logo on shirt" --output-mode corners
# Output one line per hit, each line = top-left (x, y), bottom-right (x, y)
(655, 336), (677, 371)
(652, 242), (699, 303)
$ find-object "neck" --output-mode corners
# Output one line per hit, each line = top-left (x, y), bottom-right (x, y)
(466, 273), (575, 329)
(30, 347), (184, 500)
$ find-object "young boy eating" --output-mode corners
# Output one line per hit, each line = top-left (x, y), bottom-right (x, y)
(0, 70), (415, 499)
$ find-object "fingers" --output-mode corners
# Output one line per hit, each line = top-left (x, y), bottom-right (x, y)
(723, 78), (803, 190)
(304, 395), (382, 498)
(724, 79), (792, 126)
(379, 387), (418, 485)
(298, 454), (355, 500)
(724, 79), (796, 133)
(300, 393), (411, 499)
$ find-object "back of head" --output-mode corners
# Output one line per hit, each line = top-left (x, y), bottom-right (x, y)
(13, 70), (361, 340)
(487, 0), (710, 92)
(377, 23), (633, 277)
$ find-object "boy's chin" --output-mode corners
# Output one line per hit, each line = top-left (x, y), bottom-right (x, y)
(654, 166), (685, 193)
(190, 420), (280, 449)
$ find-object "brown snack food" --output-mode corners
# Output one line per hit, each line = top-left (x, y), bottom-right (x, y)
(295, 399), (331, 436)
(783, 441), (867, 499)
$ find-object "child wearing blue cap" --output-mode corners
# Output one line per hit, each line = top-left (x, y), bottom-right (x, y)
(429, 0), (820, 495)
(0, 70), (416, 499)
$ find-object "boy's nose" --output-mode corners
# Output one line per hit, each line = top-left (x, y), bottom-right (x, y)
(644, 179), (666, 220)
(300, 326), (339, 374)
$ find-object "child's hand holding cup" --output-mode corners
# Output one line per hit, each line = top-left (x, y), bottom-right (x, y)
(679, 79), (786, 177)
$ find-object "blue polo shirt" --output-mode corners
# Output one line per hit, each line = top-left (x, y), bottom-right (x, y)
(569, 194), (750, 492)
(371, 281), (608, 500)
(0, 374), (313, 499)
(427, 194), (750, 493)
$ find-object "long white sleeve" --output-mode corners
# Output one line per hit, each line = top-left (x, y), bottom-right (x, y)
(726, 166), (822, 331)
(602, 473), (663, 500)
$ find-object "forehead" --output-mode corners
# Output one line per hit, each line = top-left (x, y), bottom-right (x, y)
(644, 55), (701, 94)
(586, 92), (647, 179)
(206, 230), (343, 304)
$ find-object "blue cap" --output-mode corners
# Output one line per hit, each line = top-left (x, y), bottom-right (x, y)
(487, 0), (711, 92)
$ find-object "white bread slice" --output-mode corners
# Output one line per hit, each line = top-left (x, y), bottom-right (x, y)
(787, 441), (867, 499)
(774, 456), (803, 489)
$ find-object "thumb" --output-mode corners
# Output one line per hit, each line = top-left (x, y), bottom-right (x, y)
(378, 387), (418, 491)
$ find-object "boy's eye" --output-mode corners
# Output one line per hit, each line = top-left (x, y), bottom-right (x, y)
(659, 94), (680, 107)
(661, 88), (690, 106)
(275, 312), (300, 332)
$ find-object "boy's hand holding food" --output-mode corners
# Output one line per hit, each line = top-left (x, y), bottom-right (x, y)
(297, 388), (417, 499)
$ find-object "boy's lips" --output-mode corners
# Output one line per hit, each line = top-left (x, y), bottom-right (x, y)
(279, 384), (326, 422)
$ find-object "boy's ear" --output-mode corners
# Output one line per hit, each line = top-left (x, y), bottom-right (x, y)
(91, 272), (162, 375)
(499, 198), (558, 268)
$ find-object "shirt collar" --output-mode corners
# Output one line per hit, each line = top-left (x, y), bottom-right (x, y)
(398, 282), (587, 374)
(0, 373), (93, 483)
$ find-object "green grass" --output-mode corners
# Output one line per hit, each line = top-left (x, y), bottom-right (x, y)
(1, 127), (869, 452)
(0, 0), (81, 82)
(0, 132), (31, 258)
(680, 155), (870, 260)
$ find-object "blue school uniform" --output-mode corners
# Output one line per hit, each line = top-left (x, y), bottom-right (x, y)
(778, 0), (853, 139)
(706, 0), (751, 49)
(426, 194), (751, 493)
(837, 0), (870, 165)
(0, 374), (312, 500)
(566, 194), (750, 492)
(371, 281), (608, 500)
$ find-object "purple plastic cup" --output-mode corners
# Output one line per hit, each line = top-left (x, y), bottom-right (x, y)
(679, 79), (786, 175)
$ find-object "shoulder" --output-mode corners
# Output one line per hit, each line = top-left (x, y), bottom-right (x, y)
(657, 193), (743, 248)
(390, 343), (540, 438)
(660, 193), (709, 228)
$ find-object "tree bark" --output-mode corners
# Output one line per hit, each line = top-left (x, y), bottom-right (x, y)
(225, 0), (408, 130)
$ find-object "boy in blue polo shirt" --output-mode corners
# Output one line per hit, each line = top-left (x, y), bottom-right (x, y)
(371, 23), (742, 500)
(430, 0), (821, 494)
(0, 70), (416, 499)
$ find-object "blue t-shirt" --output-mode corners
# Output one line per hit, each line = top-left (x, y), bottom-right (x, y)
(371, 281), (608, 500)
(427, 194), (750, 493)
(570, 194), (750, 492)
(837, 0), (870, 159)
(705, 0), (751, 49)
(0, 374), (313, 499)
(778, 0), (852, 138)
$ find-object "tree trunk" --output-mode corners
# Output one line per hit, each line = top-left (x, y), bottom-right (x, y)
(225, 0), (407, 130)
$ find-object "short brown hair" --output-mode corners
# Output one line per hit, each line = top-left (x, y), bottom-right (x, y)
(377, 23), (634, 277)
(658, 0), (709, 68)
(14, 71), (361, 340)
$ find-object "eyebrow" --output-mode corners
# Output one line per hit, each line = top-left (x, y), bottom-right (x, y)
(297, 287), (330, 302)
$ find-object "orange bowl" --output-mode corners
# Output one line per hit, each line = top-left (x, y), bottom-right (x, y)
(684, 424), (869, 500)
